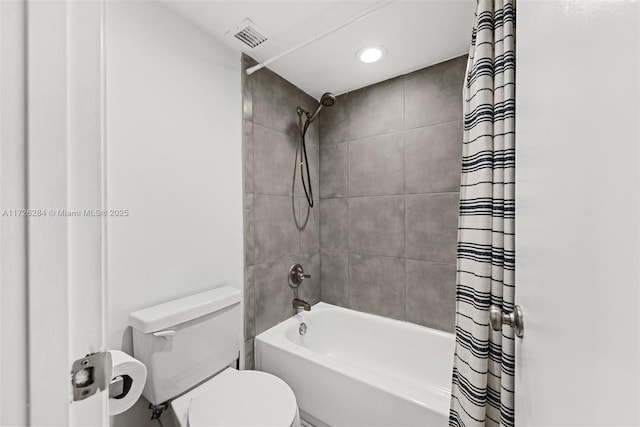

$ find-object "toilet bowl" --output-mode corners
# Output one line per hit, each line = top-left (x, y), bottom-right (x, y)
(129, 286), (299, 427)
(170, 368), (299, 427)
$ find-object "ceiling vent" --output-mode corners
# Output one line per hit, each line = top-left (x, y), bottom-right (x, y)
(225, 19), (272, 52)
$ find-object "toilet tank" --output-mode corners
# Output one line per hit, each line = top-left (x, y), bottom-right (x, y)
(129, 286), (241, 405)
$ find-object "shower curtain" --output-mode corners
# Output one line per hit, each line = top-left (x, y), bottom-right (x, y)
(449, 1), (515, 426)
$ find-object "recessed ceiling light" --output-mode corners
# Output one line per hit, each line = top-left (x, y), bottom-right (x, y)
(357, 46), (386, 63)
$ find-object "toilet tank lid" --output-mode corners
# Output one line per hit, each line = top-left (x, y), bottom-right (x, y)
(129, 286), (240, 333)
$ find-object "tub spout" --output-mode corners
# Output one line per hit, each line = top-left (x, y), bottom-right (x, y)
(293, 298), (311, 312)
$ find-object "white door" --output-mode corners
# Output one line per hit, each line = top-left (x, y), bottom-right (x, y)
(0, 0), (28, 424)
(515, 1), (640, 425)
(22, 0), (108, 425)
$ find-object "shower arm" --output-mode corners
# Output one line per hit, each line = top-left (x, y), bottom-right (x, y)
(245, 1), (395, 75)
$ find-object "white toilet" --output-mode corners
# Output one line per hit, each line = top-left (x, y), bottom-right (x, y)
(129, 286), (299, 427)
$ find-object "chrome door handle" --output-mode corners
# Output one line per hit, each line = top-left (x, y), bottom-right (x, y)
(489, 305), (524, 337)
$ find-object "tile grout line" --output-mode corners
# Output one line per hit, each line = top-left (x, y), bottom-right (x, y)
(251, 266), (256, 346)
(404, 117), (464, 133)
(318, 190), (460, 200)
(346, 91), (351, 309)
(249, 71), (258, 339)
(337, 116), (462, 145)
(402, 75), (408, 322)
(318, 109), (323, 303)
(298, 197), (301, 260)
(318, 249), (457, 267)
(316, 248), (457, 266)
(403, 258), (407, 322)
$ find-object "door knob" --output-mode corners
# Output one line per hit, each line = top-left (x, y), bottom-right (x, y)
(489, 305), (524, 337)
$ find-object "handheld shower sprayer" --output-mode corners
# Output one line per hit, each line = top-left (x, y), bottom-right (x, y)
(305, 92), (337, 124)
(296, 92), (336, 208)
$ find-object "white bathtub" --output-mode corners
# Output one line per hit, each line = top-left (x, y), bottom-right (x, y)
(255, 302), (455, 427)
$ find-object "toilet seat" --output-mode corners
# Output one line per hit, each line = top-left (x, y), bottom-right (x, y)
(171, 368), (298, 427)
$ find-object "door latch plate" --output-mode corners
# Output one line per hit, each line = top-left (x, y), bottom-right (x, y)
(70, 352), (113, 401)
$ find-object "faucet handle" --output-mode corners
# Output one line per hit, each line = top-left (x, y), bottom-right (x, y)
(288, 264), (309, 288)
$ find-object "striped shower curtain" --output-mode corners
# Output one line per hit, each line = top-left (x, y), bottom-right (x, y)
(449, 1), (515, 426)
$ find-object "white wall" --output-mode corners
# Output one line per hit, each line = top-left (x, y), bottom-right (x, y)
(106, 1), (242, 425)
(515, 1), (640, 425)
(0, 0), (28, 424)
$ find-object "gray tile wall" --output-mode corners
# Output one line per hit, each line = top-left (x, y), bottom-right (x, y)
(318, 55), (466, 333)
(242, 55), (321, 369)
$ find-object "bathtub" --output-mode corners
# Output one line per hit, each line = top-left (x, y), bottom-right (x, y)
(255, 302), (455, 426)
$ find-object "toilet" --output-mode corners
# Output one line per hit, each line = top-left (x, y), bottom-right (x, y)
(129, 286), (299, 427)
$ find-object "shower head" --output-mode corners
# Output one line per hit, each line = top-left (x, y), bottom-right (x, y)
(320, 92), (336, 107)
(306, 92), (336, 123)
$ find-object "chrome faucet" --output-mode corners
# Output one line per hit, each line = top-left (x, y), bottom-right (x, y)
(292, 298), (311, 312)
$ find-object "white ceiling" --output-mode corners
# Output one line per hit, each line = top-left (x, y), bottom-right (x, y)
(160, 1), (476, 98)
